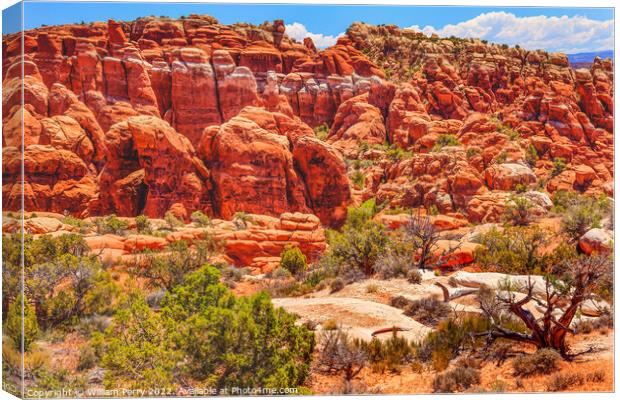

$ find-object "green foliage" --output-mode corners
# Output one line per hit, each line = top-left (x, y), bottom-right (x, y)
(3, 234), (118, 330)
(555, 192), (610, 240)
(280, 246), (308, 276)
(77, 345), (97, 371)
(162, 266), (315, 389)
(355, 331), (415, 372)
(350, 170), (366, 189)
(466, 147), (481, 159)
(416, 316), (489, 367)
(96, 214), (129, 235)
(127, 238), (221, 291)
(433, 366), (480, 393)
(100, 266), (314, 393)
(5, 294), (39, 351)
(233, 211), (252, 230)
(525, 144), (539, 167)
(432, 134), (460, 151)
(325, 200), (388, 276)
(385, 144), (413, 162)
(190, 210), (211, 227)
(494, 150), (508, 164)
(473, 226), (549, 274)
(313, 123), (330, 141)
(135, 215), (152, 234)
(164, 211), (184, 229)
(512, 349), (560, 377)
(503, 195), (534, 226)
(551, 157), (567, 177)
(96, 293), (181, 390)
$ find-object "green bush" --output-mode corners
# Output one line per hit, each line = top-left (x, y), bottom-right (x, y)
(164, 211), (184, 229)
(77, 345), (98, 371)
(99, 266), (315, 391)
(525, 144), (539, 167)
(557, 193), (610, 240)
(127, 238), (221, 291)
(314, 123), (330, 141)
(433, 366), (480, 393)
(3, 234), (118, 330)
(190, 210), (211, 227)
(551, 157), (567, 177)
(356, 331), (414, 372)
(280, 246), (307, 276)
(351, 170), (366, 189)
(96, 214), (129, 235)
(473, 226), (548, 274)
(416, 316), (489, 366)
(5, 294), (39, 351)
(323, 200), (388, 276)
(503, 195), (534, 226)
(432, 134), (460, 151)
(135, 215), (152, 234)
(512, 348), (560, 377)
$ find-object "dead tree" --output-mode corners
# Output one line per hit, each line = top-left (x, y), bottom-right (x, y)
(318, 328), (366, 382)
(476, 256), (611, 358)
(405, 212), (460, 270)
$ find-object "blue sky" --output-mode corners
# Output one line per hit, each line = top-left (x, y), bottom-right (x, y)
(3, 3), (614, 53)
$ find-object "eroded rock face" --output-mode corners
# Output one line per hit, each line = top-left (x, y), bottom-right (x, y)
(2, 17), (614, 230)
(202, 107), (351, 227)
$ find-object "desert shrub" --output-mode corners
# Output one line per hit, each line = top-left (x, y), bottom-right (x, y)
(322, 200), (388, 276)
(546, 371), (584, 391)
(134, 215), (152, 234)
(351, 170), (366, 189)
(512, 348), (560, 377)
(233, 211), (252, 230)
(416, 316), (489, 366)
(407, 269), (422, 284)
(127, 238), (221, 291)
(100, 266), (315, 390)
(270, 267), (292, 280)
(390, 295), (413, 309)
(280, 246), (307, 276)
(318, 328), (366, 381)
(373, 247), (415, 279)
(4, 234), (119, 329)
(77, 345), (97, 371)
(5, 294), (39, 351)
(525, 144), (539, 167)
(96, 214), (129, 235)
(356, 332), (414, 372)
(404, 297), (451, 326)
(503, 195), (534, 226)
(473, 226), (549, 274)
(432, 134), (460, 151)
(556, 193), (610, 240)
(164, 211), (184, 229)
(366, 283), (379, 294)
(330, 278), (345, 293)
(433, 366), (480, 393)
(190, 210), (211, 227)
(314, 123), (330, 141)
(385, 145), (413, 161)
(551, 157), (567, 176)
(586, 370), (606, 383)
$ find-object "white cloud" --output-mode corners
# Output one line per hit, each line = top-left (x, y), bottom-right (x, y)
(406, 12), (613, 53)
(285, 22), (343, 48)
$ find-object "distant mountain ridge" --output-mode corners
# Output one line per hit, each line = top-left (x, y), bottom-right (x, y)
(567, 50), (614, 64)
